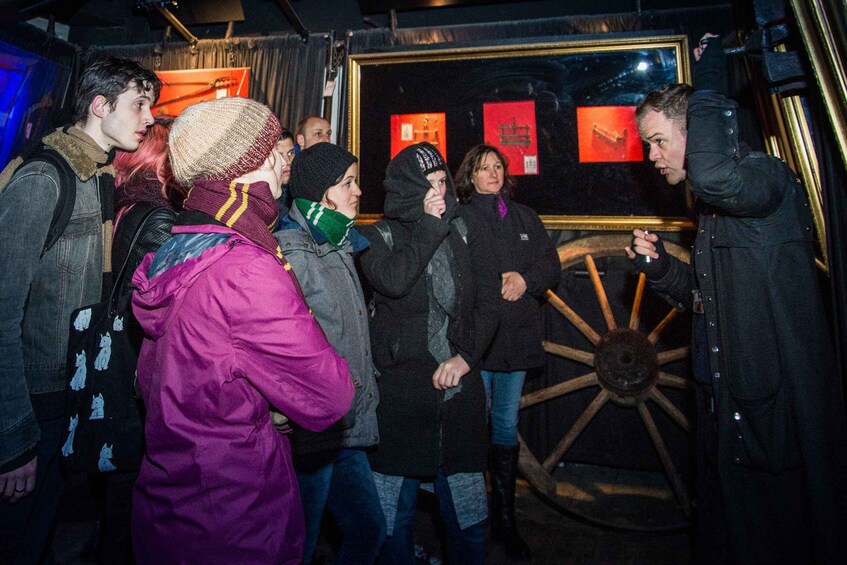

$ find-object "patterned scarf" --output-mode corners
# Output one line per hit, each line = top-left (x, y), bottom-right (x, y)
(293, 198), (355, 248)
(182, 178), (283, 261)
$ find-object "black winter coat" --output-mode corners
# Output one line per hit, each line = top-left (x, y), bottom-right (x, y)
(647, 90), (847, 563)
(359, 147), (500, 477)
(464, 193), (559, 371)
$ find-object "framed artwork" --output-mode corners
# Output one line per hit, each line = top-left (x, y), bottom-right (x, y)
(483, 101), (539, 175)
(153, 67), (250, 116)
(390, 112), (446, 158)
(347, 34), (693, 230)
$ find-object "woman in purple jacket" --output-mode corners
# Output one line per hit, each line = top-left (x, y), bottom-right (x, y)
(130, 97), (354, 565)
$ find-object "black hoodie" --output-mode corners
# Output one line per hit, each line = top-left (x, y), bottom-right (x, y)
(358, 143), (500, 476)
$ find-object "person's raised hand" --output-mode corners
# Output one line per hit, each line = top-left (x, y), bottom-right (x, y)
(423, 187), (446, 218)
(694, 32), (720, 62)
(625, 229), (671, 279)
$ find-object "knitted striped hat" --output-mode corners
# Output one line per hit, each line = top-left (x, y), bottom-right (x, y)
(414, 142), (446, 175)
(169, 97), (281, 186)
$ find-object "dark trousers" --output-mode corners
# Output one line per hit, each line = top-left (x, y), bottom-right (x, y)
(0, 417), (65, 565)
(89, 470), (138, 565)
(378, 472), (486, 565)
(693, 384), (811, 565)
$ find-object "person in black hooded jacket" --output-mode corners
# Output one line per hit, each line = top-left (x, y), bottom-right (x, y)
(359, 142), (500, 564)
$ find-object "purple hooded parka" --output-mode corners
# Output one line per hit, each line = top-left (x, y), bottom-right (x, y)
(130, 224), (353, 564)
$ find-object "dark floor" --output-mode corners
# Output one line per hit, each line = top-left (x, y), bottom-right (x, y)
(50, 464), (690, 564)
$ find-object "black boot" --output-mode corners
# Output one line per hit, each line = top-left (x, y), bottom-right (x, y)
(489, 444), (532, 561)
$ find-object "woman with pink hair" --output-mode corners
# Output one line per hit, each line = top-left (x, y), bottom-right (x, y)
(89, 115), (185, 564)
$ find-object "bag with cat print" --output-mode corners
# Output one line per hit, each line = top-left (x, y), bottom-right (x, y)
(60, 204), (167, 474)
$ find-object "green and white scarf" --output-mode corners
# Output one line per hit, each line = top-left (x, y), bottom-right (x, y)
(294, 197), (355, 248)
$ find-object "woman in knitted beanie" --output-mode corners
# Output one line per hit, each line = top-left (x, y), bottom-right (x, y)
(129, 97), (354, 565)
(274, 141), (385, 564)
(358, 142), (500, 564)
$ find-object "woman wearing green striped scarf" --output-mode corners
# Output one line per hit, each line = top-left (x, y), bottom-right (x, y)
(273, 142), (385, 564)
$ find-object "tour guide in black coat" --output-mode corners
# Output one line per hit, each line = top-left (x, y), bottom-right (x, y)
(628, 35), (847, 564)
(359, 142), (500, 563)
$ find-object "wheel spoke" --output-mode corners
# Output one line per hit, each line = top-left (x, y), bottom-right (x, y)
(585, 254), (617, 331)
(657, 346), (690, 366)
(636, 401), (691, 514)
(647, 307), (678, 344)
(649, 388), (691, 432)
(542, 340), (594, 366)
(629, 272), (647, 330)
(520, 373), (599, 409)
(657, 371), (689, 389)
(516, 435), (557, 498)
(542, 389), (610, 472)
(546, 290), (601, 345)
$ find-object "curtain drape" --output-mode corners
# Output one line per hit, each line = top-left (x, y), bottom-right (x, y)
(84, 33), (329, 132)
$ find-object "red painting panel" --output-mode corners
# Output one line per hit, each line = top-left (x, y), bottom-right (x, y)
(482, 101), (539, 176)
(390, 113), (446, 159)
(152, 67), (250, 116)
(576, 106), (642, 163)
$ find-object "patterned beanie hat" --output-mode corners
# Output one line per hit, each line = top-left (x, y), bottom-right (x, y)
(169, 97), (281, 186)
(414, 142), (446, 175)
(290, 142), (358, 202)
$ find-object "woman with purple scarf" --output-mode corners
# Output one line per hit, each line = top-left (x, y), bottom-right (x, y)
(129, 97), (354, 564)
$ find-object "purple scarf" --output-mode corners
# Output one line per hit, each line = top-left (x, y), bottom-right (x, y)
(183, 178), (283, 261)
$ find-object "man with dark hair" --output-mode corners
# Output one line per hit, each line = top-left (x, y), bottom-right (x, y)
(0, 55), (160, 564)
(296, 115), (332, 149)
(627, 35), (847, 563)
(275, 127), (296, 218)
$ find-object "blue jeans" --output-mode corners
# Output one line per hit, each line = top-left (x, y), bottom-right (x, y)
(0, 416), (65, 565)
(295, 450), (386, 564)
(378, 472), (486, 565)
(480, 370), (527, 447)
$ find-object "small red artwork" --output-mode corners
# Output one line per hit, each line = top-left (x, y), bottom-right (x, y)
(576, 106), (642, 163)
(483, 101), (539, 176)
(152, 67), (250, 116)
(390, 113), (446, 159)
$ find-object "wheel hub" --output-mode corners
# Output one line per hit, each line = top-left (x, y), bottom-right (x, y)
(594, 328), (659, 402)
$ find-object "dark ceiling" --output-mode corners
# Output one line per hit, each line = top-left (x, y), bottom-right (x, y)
(3, 0), (735, 46)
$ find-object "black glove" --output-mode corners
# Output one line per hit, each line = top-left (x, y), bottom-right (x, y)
(630, 234), (671, 280)
(694, 36), (728, 95)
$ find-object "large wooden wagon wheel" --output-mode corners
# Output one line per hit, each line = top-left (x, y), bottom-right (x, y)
(517, 234), (692, 531)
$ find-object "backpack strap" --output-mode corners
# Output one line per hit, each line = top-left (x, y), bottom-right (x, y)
(372, 221), (394, 251)
(37, 148), (77, 256)
(452, 216), (468, 245)
(0, 130), (79, 256)
(109, 203), (167, 310)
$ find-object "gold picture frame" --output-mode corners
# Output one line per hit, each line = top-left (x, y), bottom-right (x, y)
(347, 34), (693, 230)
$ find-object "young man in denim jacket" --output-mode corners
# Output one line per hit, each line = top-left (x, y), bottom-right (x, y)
(0, 56), (160, 564)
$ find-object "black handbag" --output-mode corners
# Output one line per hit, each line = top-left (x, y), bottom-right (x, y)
(60, 204), (164, 474)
